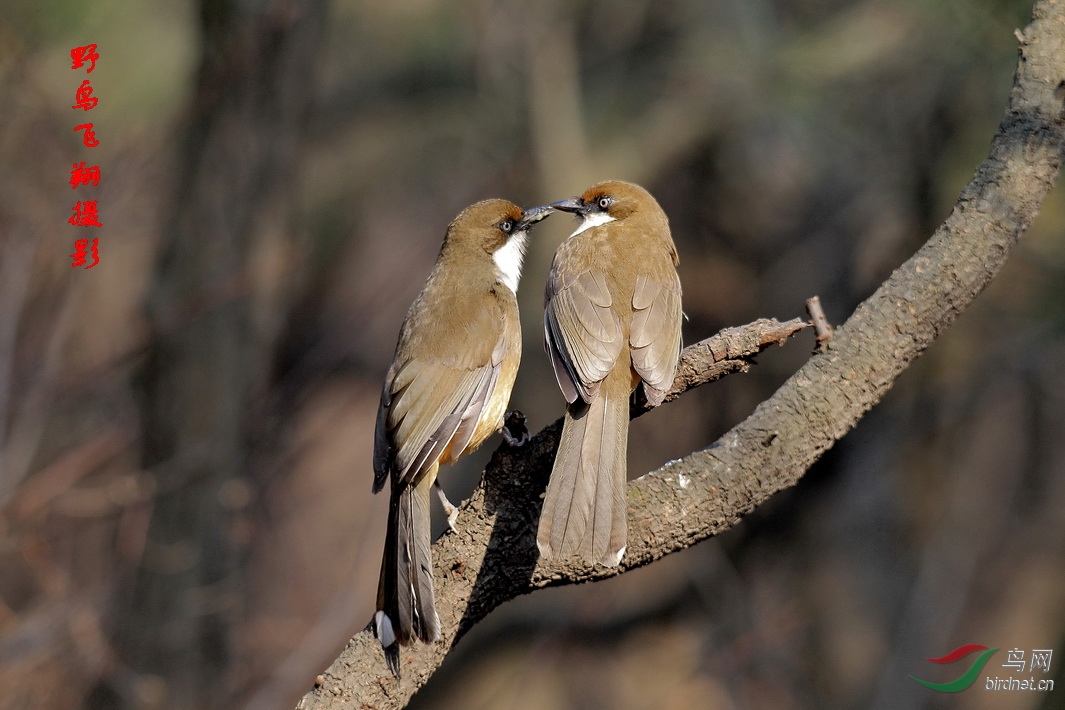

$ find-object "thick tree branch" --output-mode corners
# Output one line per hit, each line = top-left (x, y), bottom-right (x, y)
(298, 1), (1065, 706)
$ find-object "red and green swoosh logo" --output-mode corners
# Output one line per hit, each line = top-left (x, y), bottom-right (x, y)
(910, 644), (999, 692)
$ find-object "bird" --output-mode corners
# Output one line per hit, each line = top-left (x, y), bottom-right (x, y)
(536, 180), (683, 567)
(372, 199), (550, 675)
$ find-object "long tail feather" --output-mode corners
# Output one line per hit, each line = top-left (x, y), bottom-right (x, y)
(537, 370), (629, 566)
(375, 470), (439, 675)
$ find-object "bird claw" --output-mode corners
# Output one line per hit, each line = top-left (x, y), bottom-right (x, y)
(444, 506), (460, 532)
(503, 410), (529, 447)
(433, 480), (461, 532)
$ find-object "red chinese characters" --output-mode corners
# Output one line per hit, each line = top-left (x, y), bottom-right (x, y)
(69, 44), (102, 268)
(74, 123), (100, 148)
(69, 201), (103, 227)
(70, 238), (100, 270)
(72, 79), (98, 111)
(70, 162), (101, 189)
(71, 44), (99, 73)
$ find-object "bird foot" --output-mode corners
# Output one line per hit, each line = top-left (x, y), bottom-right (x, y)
(433, 480), (461, 532)
(503, 410), (529, 447)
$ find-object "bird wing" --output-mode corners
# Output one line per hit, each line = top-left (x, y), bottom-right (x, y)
(629, 272), (683, 406)
(544, 267), (623, 404)
(373, 291), (511, 491)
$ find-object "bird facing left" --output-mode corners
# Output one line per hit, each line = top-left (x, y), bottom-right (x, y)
(371, 199), (550, 676)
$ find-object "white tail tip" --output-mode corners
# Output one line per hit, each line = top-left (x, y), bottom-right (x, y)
(374, 610), (396, 648)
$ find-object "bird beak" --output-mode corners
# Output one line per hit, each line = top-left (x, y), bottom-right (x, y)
(517, 204), (552, 230)
(548, 197), (585, 214)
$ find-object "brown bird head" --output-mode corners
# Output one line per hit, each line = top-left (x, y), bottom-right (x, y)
(442, 199), (551, 293)
(547, 180), (667, 236)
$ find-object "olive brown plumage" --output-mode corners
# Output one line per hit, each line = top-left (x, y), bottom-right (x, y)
(372, 199), (549, 674)
(537, 180), (683, 567)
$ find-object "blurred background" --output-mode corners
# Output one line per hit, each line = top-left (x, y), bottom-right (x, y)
(1, 0), (1063, 708)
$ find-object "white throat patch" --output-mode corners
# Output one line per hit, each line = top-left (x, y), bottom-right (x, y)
(570, 212), (617, 238)
(493, 232), (527, 293)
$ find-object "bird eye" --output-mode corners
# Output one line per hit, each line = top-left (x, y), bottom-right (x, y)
(597, 196), (611, 210)
(500, 220), (513, 233)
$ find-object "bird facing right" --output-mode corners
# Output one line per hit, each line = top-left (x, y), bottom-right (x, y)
(537, 180), (683, 567)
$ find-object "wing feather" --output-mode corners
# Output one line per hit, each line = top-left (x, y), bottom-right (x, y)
(629, 273), (683, 406)
(544, 268), (623, 404)
(374, 290), (513, 489)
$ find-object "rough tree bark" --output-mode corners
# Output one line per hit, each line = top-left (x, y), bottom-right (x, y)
(298, 1), (1065, 707)
(116, 2), (325, 709)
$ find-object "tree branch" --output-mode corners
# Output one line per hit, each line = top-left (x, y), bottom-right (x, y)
(298, 1), (1065, 706)
(636, 317), (811, 414)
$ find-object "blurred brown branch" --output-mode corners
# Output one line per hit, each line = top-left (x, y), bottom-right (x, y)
(2, 425), (135, 524)
(115, 1), (327, 709)
(297, 0), (1065, 706)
